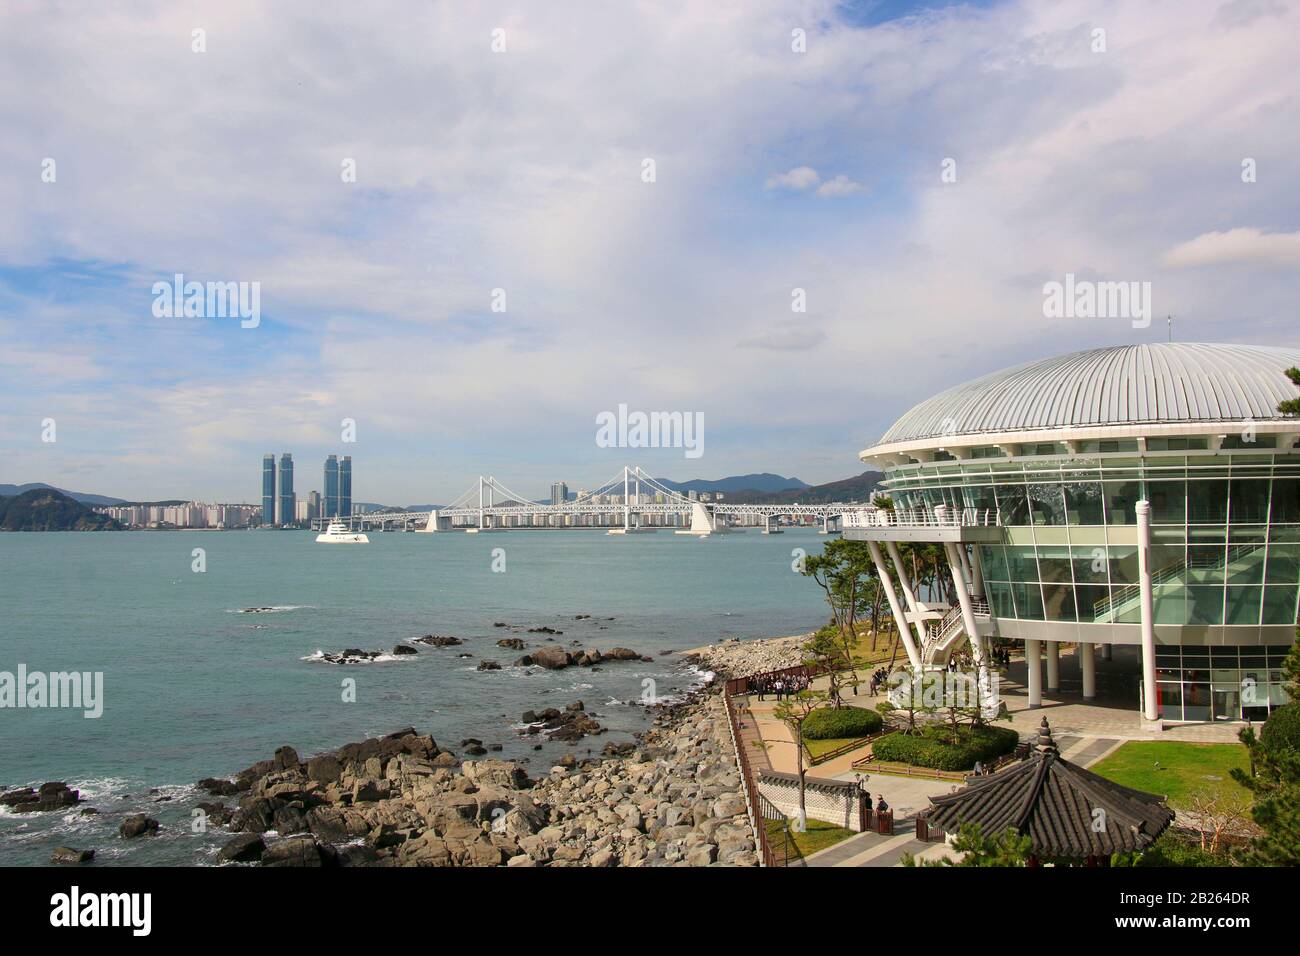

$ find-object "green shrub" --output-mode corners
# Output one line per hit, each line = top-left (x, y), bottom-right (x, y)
(1260, 703), (1300, 757)
(872, 725), (1018, 771)
(802, 706), (883, 740)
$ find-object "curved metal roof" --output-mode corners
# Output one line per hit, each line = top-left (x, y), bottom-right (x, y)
(873, 343), (1300, 448)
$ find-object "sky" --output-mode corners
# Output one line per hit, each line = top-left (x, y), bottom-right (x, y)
(1, 0), (1298, 505)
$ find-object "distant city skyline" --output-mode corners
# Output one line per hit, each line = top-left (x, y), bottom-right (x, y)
(2, 1), (1297, 503)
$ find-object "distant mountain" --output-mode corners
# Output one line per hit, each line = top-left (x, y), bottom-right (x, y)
(0, 482), (127, 506)
(654, 473), (810, 495)
(719, 471), (884, 505)
(0, 489), (122, 531)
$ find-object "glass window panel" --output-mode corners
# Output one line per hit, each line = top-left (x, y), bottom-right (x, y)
(1187, 544), (1227, 584)
(1269, 684), (1291, 706)
(1027, 484), (1066, 526)
(1262, 585), (1300, 625)
(1212, 684), (1241, 721)
(1157, 682), (1183, 720)
(1036, 546), (1073, 583)
(979, 545), (1009, 581)
(1063, 481), (1105, 524)
(1114, 585), (1145, 624)
(1229, 478), (1271, 524)
(1187, 586), (1224, 625)
(1149, 544), (1185, 581)
(1108, 546), (1141, 585)
(1265, 544), (1300, 586)
(1183, 683), (1212, 721)
(1076, 584), (1111, 623)
(1155, 584), (1189, 624)
(1224, 586), (1262, 625)
(1186, 478), (1228, 524)
(997, 484), (1031, 525)
(1071, 546), (1109, 584)
(987, 581), (1015, 618)
(1005, 546), (1038, 581)
(1225, 545), (1266, 585)
(1041, 584), (1077, 621)
(1104, 481), (1141, 525)
(1148, 480), (1187, 524)
(1012, 582), (1044, 620)
(1270, 477), (1300, 524)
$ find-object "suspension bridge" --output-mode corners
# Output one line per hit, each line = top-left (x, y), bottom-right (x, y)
(315, 466), (878, 536)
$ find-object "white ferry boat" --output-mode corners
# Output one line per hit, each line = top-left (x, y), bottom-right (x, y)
(315, 520), (369, 544)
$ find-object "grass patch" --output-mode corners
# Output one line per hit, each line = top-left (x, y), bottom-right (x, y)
(804, 736), (872, 761)
(767, 817), (854, 861)
(1089, 741), (1252, 813)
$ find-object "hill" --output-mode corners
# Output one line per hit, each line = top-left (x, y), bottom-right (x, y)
(653, 473), (809, 495)
(718, 471), (883, 504)
(0, 482), (127, 506)
(0, 489), (123, 531)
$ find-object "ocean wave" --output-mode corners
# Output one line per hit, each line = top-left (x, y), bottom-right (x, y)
(229, 605), (314, 614)
(301, 649), (409, 664)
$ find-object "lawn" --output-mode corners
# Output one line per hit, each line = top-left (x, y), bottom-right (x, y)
(1089, 741), (1253, 813)
(767, 818), (855, 861)
(804, 735), (873, 762)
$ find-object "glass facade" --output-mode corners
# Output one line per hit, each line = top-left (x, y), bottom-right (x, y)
(278, 453), (294, 526)
(324, 455), (339, 518)
(339, 456), (352, 517)
(1154, 644), (1293, 721)
(884, 449), (1300, 631)
(261, 454), (276, 525)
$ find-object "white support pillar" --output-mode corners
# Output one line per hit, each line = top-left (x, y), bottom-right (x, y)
(1025, 639), (1042, 708)
(944, 541), (989, 688)
(957, 545), (973, 595)
(866, 541), (923, 671)
(970, 546), (985, 600)
(1045, 641), (1060, 691)
(478, 476), (485, 530)
(623, 466), (630, 531)
(1080, 641), (1096, 700)
(884, 540), (930, 651)
(1136, 500), (1159, 721)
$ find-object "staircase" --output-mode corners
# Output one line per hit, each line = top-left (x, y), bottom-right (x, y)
(1091, 543), (1265, 623)
(922, 599), (991, 666)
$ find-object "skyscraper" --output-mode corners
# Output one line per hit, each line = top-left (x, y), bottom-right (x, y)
(339, 456), (352, 517)
(323, 455), (339, 518)
(261, 454), (276, 525)
(277, 453), (295, 526)
(550, 481), (568, 505)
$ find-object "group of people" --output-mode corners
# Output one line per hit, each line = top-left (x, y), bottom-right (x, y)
(752, 672), (811, 701)
(867, 666), (891, 696)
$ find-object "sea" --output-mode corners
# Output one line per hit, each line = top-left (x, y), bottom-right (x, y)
(0, 527), (829, 865)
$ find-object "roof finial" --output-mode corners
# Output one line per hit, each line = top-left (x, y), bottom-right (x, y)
(1036, 716), (1058, 753)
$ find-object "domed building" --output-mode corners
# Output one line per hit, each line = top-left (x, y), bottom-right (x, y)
(845, 343), (1300, 724)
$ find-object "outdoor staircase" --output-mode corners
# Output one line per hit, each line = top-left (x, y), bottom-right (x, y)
(1091, 543), (1265, 623)
(922, 599), (991, 666)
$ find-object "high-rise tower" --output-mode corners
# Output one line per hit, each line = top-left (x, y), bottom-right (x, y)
(339, 456), (352, 517)
(277, 453), (295, 526)
(261, 454), (276, 525)
(323, 455), (339, 518)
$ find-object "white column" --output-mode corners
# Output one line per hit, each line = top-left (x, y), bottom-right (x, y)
(623, 466), (630, 531)
(944, 541), (990, 688)
(884, 540), (930, 650)
(1045, 641), (1060, 691)
(1080, 641), (1096, 700)
(478, 476), (485, 529)
(1025, 639), (1042, 707)
(866, 540), (923, 671)
(1136, 500), (1159, 721)
(970, 546), (985, 599)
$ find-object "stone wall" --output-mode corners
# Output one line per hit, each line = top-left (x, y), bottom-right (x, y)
(757, 772), (865, 832)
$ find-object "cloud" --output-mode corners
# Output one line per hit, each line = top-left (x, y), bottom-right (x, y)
(764, 166), (822, 191)
(815, 175), (867, 197)
(1162, 228), (1300, 268)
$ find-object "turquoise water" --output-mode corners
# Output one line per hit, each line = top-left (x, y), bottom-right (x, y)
(0, 528), (828, 864)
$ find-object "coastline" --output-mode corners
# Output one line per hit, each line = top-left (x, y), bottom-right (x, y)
(8, 632), (809, 867)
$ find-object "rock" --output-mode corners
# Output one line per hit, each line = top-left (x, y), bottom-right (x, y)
(414, 634), (463, 646)
(119, 814), (159, 839)
(604, 647), (641, 660)
(51, 846), (94, 864)
(496, 638), (526, 650)
(197, 777), (240, 796)
(713, 794), (746, 818)
(476, 660), (502, 671)
(530, 645), (571, 670)
(261, 836), (325, 867)
(306, 754), (342, 784)
(2, 782), (80, 813)
(392, 644), (419, 655)
(590, 848), (617, 867)
(528, 626), (563, 635)
(273, 746), (300, 771)
(217, 833), (266, 863)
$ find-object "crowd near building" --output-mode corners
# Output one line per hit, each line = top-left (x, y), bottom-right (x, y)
(846, 343), (1300, 725)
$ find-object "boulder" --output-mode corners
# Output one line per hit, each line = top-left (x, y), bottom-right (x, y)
(217, 833), (266, 863)
(261, 836), (325, 867)
(530, 645), (571, 670)
(51, 846), (94, 864)
(119, 814), (159, 839)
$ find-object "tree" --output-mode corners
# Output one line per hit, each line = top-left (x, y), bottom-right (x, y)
(903, 822), (1032, 867)
(773, 688), (828, 832)
(1279, 367), (1300, 416)
(801, 539), (875, 696)
(802, 625), (854, 707)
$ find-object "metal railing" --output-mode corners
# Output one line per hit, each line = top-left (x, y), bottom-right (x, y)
(842, 507), (1001, 530)
(1092, 542), (1263, 621)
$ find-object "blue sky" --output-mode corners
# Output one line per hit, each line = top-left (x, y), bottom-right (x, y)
(1, 0), (1298, 504)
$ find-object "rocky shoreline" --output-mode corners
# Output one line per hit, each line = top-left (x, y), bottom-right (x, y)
(8, 632), (809, 867)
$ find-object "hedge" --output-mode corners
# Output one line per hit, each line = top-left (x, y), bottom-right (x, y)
(871, 725), (1019, 771)
(1261, 702), (1300, 756)
(802, 706), (883, 740)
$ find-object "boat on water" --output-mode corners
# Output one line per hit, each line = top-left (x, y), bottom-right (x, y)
(315, 520), (369, 544)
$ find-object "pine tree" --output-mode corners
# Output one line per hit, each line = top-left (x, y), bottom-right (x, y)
(1280, 367), (1300, 415)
